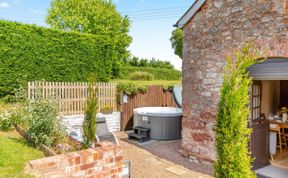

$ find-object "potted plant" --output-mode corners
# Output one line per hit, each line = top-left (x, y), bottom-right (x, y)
(101, 105), (113, 114)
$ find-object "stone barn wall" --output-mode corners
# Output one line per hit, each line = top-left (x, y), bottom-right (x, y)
(181, 0), (288, 163)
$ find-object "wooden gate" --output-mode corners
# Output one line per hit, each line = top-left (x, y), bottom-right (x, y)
(119, 85), (176, 130)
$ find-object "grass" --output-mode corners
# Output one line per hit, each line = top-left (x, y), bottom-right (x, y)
(0, 130), (44, 177)
(111, 79), (181, 86)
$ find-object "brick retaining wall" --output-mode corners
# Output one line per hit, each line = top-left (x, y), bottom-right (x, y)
(25, 142), (123, 178)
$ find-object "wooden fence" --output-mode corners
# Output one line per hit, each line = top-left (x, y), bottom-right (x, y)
(28, 81), (117, 116)
(118, 85), (176, 130)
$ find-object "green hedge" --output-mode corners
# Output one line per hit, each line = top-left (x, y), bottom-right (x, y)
(0, 20), (117, 97)
(119, 66), (181, 80)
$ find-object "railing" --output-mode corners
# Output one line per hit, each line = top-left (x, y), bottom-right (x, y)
(28, 81), (117, 116)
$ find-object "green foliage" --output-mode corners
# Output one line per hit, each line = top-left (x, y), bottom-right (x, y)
(0, 107), (22, 131)
(26, 97), (63, 147)
(119, 66), (181, 80)
(124, 56), (174, 69)
(2, 86), (28, 103)
(129, 71), (154, 81)
(83, 82), (98, 148)
(116, 82), (147, 103)
(46, 0), (132, 74)
(170, 28), (183, 59)
(117, 82), (147, 96)
(214, 41), (263, 178)
(162, 84), (175, 91)
(0, 131), (44, 176)
(0, 87), (28, 131)
(0, 20), (117, 97)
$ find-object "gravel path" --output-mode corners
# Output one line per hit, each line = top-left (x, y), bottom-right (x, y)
(116, 132), (214, 178)
(142, 140), (214, 175)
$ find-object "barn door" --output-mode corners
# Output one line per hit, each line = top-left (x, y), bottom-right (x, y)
(249, 81), (270, 170)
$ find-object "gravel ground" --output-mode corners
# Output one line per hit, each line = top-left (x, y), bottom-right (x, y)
(116, 132), (214, 178)
(141, 140), (214, 175)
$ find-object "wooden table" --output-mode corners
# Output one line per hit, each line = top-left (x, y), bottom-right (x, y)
(269, 120), (288, 129)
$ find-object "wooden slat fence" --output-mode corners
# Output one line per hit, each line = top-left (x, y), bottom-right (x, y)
(119, 85), (176, 130)
(28, 81), (117, 116)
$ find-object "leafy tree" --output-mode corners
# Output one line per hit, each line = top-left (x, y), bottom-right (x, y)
(139, 59), (149, 67)
(124, 56), (174, 69)
(170, 28), (183, 59)
(214, 41), (264, 178)
(46, 0), (132, 77)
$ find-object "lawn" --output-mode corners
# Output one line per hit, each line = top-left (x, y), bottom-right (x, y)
(0, 130), (44, 177)
(111, 79), (181, 86)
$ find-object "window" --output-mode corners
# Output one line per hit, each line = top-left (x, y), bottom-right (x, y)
(251, 81), (261, 120)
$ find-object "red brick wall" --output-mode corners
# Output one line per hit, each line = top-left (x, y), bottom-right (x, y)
(25, 142), (123, 178)
(182, 0), (288, 163)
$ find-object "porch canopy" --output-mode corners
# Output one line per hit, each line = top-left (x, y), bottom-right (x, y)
(248, 58), (288, 80)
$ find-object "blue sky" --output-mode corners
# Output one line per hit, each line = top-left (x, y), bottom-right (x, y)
(0, 0), (194, 70)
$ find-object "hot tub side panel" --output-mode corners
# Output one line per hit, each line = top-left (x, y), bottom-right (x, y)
(150, 116), (182, 140)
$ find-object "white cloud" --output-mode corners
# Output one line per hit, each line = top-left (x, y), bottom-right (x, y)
(30, 8), (45, 15)
(0, 2), (10, 8)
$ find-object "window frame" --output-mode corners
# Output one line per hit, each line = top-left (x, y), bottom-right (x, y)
(251, 81), (262, 121)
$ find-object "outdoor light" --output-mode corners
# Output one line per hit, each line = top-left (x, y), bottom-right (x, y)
(123, 94), (128, 103)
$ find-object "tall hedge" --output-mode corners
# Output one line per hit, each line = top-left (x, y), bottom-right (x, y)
(119, 66), (181, 80)
(0, 20), (117, 97)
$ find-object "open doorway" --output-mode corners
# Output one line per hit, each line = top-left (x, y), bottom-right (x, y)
(259, 80), (288, 167)
(248, 58), (288, 176)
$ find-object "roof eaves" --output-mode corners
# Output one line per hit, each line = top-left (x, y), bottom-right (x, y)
(174, 0), (206, 28)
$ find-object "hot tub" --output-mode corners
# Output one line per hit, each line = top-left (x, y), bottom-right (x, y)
(133, 107), (182, 140)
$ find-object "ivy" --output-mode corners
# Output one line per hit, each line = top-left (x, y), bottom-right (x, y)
(116, 82), (148, 104)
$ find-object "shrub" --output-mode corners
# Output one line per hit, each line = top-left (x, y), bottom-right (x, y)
(116, 82), (147, 104)
(0, 108), (19, 131)
(82, 83), (98, 148)
(214, 41), (263, 178)
(26, 97), (63, 147)
(119, 66), (181, 80)
(0, 87), (28, 131)
(0, 20), (118, 97)
(129, 71), (154, 81)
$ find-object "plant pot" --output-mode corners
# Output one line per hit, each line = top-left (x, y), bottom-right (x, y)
(101, 109), (113, 114)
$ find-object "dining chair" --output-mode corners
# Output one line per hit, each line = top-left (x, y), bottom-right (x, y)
(284, 128), (288, 148)
(270, 124), (286, 153)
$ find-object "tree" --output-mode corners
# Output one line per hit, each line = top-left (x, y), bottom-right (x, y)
(214, 41), (264, 178)
(46, 0), (132, 77)
(82, 82), (98, 148)
(170, 28), (183, 59)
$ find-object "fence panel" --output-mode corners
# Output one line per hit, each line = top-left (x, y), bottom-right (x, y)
(28, 81), (117, 116)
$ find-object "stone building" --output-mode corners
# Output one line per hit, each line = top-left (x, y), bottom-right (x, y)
(175, 0), (288, 168)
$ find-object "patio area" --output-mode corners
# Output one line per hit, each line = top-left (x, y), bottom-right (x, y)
(116, 132), (213, 178)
